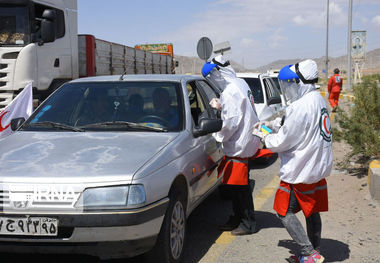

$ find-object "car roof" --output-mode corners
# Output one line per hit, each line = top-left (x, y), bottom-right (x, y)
(70, 74), (204, 83)
(236, 72), (261, 78)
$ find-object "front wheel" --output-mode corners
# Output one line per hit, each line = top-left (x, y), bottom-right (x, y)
(145, 189), (186, 263)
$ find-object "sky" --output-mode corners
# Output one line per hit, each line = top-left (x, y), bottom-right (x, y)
(77, 0), (380, 69)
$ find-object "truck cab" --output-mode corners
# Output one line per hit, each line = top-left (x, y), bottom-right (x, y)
(0, 0), (78, 109)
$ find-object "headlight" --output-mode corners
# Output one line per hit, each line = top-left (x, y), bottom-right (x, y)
(75, 185), (146, 209)
(127, 185), (146, 206)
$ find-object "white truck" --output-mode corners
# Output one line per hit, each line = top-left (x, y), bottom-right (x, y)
(0, 0), (174, 109)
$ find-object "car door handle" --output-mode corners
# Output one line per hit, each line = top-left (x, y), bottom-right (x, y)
(54, 58), (60, 67)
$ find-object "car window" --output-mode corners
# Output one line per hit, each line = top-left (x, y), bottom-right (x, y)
(196, 80), (220, 118)
(196, 80), (219, 100)
(23, 81), (184, 131)
(242, 77), (264, 104)
(263, 78), (281, 101)
(270, 77), (282, 94)
(187, 82), (210, 126)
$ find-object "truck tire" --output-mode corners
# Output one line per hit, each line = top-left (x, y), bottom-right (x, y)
(145, 188), (186, 263)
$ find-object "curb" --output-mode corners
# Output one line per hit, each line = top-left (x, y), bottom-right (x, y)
(368, 160), (380, 201)
(319, 91), (355, 101)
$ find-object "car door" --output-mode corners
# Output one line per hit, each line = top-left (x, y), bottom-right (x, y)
(186, 80), (223, 204)
(196, 80), (223, 186)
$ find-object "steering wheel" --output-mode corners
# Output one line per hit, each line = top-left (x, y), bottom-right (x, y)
(137, 115), (170, 126)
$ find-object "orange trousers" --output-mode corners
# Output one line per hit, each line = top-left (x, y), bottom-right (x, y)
(329, 91), (340, 108)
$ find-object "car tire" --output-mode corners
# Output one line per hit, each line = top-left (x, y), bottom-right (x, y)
(145, 188), (187, 263)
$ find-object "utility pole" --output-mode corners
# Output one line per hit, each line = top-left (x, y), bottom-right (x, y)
(347, 0), (353, 90)
(325, 0), (330, 80)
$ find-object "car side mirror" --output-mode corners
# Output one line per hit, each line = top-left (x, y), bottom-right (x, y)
(11, 117), (26, 131)
(268, 97), (281, 105)
(40, 9), (57, 44)
(193, 118), (222, 138)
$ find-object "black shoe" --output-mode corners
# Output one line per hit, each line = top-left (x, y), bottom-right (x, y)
(231, 226), (254, 236)
(218, 216), (239, 231)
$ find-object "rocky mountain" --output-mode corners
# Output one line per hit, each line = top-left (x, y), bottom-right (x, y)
(175, 48), (380, 76)
(252, 48), (380, 76)
(174, 55), (246, 75)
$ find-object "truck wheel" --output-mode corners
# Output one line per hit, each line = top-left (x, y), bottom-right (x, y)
(145, 189), (186, 263)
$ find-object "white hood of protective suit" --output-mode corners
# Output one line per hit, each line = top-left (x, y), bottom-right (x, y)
(264, 71), (332, 184)
(205, 55), (236, 92)
(281, 59), (318, 104)
(214, 55), (237, 80)
(212, 55), (261, 158)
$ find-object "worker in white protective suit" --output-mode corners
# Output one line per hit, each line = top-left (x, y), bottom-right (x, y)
(202, 55), (261, 235)
(253, 59), (332, 263)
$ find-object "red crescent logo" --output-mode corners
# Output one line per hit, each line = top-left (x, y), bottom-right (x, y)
(323, 115), (330, 135)
(0, 111), (11, 132)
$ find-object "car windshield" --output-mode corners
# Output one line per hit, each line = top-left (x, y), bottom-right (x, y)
(0, 6), (30, 46)
(242, 77), (264, 103)
(22, 81), (184, 132)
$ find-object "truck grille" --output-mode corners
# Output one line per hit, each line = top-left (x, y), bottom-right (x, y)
(0, 47), (24, 108)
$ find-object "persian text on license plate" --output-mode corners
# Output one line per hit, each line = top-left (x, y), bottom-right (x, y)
(0, 217), (58, 236)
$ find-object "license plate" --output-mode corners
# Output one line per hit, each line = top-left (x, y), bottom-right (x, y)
(0, 217), (58, 236)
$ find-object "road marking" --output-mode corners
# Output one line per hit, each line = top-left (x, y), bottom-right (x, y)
(369, 160), (380, 168)
(368, 160), (380, 186)
(254, 175), (280, 210)
(210, 175), (280, 260)
(215, 232), (235, 245)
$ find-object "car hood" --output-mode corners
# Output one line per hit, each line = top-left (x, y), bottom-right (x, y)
(0, 132), (178, 183)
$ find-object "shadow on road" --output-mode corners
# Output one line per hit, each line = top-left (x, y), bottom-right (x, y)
(182, 192), (283, 262)
(255, 211), (283, 232)
(182, 190), (231, 263)
(249, 153), (279, 170)
(278, 238), (350, 261)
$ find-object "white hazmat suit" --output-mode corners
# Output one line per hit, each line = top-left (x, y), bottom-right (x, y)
(253, 59), (332, 260)
(263, 59), (333, 184)
(202, 55), (260, 235)
(206, 55), (261, 158)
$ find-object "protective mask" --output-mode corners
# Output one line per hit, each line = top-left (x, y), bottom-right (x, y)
(280, 80), (299, 105)
(206, 67), (227, 92)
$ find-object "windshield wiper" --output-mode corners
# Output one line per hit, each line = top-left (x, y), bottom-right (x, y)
(28, 121), (84, 132)
(81, 121), (167, 132)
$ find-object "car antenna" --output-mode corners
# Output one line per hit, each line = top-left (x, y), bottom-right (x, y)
(119, 62), (134, 80)
(119, 71), (126, 81)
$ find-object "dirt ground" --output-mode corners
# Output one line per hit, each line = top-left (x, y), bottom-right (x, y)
(308, 96), (380, 262)
(323, 139), (380, 262)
